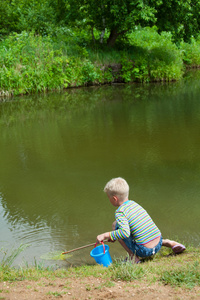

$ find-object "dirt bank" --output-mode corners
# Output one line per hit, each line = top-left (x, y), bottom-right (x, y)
(1, 276), (200, 299)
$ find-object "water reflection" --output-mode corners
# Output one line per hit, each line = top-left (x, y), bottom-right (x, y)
(0, 70), (200, 266)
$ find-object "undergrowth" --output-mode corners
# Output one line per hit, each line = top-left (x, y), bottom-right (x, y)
(180, 37), (200, 67)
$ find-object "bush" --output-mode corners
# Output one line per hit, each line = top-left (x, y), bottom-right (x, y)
(0, 31), (112, 95)
(0, 0), (20, 36)
(180, 37), (200, 67)
(2, 27), (200, 97)
(127, 27), (184, 82)
(0, 32), (71, 95)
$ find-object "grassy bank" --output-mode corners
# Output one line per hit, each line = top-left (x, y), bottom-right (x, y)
(1, 27), (200, 97)
(0, 245), (199, 299)
(0, 245), (200, 288)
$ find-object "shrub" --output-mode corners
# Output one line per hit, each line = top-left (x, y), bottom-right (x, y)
(127, 27), (184, 81)
(180, 37), (200, 67)
(0, 32), (71, 95)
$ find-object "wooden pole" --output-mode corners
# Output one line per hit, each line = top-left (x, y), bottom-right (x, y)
(62, 243), (96, 255)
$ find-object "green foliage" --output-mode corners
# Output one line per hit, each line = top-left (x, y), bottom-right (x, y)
(0, 0), (200, 46)
(120, 56), (135, 83)
(0, 0), (20, 36)
(81, 60), (102, 84)
(1, 27), (200, 96)
(0, 32), (71, 95)
(103, 68), (114, 83)
(126, 27), (184, 81)
(16, 0), (56, 36)
(0, 31), (116, 95)
(65, 0), (159, 46)
(154, 0), (200, 43)
(0, 0), (57, 36)
(87, 48), (122, 64)
(180, 37), (200, 66)
(120, 55), (149, 82)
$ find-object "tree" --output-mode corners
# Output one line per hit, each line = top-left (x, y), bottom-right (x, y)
(1, 0), (200, 44)
(154, 0), (200, 42)
(63, 0), (200, 45)
(65, 0), (160, 46)
(0, 0), (56, 35)
(0, 0), (20, 35)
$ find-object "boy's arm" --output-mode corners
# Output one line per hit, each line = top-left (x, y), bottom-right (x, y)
(97, 211), (130, 243)
(110, 211), (130, 241)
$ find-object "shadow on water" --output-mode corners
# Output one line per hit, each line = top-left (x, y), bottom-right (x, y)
(0, 69), (200, 266)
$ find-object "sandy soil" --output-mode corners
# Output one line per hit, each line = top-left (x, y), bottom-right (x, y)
(1, 277), (200, 300)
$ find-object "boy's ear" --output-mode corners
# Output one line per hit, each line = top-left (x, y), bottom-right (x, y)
(113, 196), (118, 202)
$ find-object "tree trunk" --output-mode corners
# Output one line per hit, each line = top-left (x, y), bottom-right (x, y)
(107, 28), (119, 47)
(100, 3), (106, 44)
(100, 29), (105, 44)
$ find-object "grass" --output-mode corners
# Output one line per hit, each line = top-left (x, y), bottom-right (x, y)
(46, 291), (67, 297)
(161, 262), (200, 288)
(0, 244), (30, 268)
(0, 244), (200, 289)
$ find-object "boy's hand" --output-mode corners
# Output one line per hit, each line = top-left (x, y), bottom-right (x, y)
(96, 234), (106, 243)
(96, 232), (111, 243)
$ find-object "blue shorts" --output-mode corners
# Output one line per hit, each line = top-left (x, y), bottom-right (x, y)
(115, 223), (162, 258)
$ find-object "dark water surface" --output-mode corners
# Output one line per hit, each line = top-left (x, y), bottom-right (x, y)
(0, 70), (200, 267)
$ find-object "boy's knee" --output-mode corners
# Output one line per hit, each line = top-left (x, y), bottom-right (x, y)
(112, 221), (116, 230)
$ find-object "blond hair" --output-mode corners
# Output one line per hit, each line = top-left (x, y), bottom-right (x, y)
(104, 177), (129, 201)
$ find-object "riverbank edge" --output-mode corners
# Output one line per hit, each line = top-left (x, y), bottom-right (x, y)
(1, 62), (200, 100)
(0, 246), (200, 299)
(2, 29), (200, 98)
(1, 246), (199, 287)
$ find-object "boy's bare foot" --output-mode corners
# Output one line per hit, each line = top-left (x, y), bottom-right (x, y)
(172, 244), (186, 254)
(124, 254), (141, 264)
(134, 255), (141, 263)
(162, 239), (186, 254)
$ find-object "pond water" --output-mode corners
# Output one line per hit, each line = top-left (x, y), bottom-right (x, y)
(0, 70), (200, 267)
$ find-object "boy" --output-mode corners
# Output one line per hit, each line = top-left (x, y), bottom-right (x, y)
(97, 177), (186, 263)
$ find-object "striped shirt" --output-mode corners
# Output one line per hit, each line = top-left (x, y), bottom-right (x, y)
(110, 200), (161, 245)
